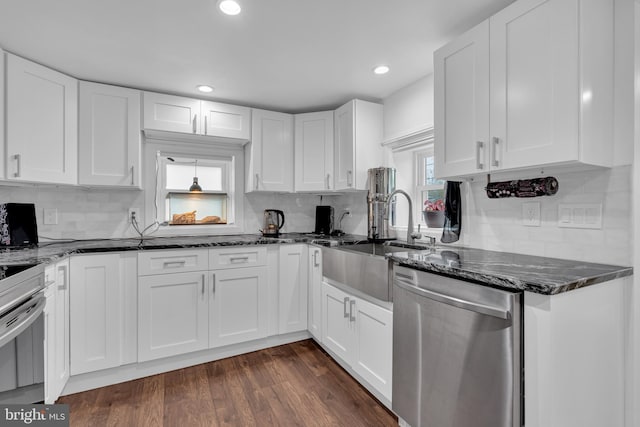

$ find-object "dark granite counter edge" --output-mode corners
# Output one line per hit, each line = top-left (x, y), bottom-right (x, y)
(390, 257), (634, 295)
(1, 235), (633, 296)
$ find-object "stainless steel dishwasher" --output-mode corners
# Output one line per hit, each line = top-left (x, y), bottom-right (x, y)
(392, 265), (522, 427)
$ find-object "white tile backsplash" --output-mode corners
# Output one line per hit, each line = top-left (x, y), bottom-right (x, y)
(1, 165), (628, 268)
(0, 185), (145, 240)
(459, 165), (632, 266)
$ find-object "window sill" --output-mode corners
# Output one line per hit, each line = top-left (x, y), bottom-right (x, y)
(148, 223), (245, 237)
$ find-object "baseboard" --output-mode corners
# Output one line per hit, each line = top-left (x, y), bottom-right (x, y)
(61, 331), (310, 396)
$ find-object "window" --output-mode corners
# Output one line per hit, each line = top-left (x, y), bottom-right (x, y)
(416, 147), (445, 225)
(162, 157), (232, 226)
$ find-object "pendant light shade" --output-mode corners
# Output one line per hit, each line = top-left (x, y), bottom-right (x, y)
(189, 177), (202, 192)
(189, 160), (203, 192)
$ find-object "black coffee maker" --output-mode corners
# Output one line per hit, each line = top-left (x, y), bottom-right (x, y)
(314, 206), (334, 235)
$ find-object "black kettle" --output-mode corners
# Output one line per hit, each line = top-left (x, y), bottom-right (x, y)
(262, 209), (285, 236)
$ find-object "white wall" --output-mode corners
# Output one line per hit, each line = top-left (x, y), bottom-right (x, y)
(383, 74), (434, 143)
(462, 166), (632, 266)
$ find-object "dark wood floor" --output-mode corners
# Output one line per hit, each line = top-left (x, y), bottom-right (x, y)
(59, 340), (398, 426)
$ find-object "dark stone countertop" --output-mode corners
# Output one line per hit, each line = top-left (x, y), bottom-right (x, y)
(0, 233), (365, 266)
(386, 246), (633, 295)
(0, 233), (631, 295)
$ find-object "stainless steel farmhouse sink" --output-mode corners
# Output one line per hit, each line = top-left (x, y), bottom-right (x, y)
(322, 242), (432, 302)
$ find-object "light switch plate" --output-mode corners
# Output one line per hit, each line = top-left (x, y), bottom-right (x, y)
(522, 202), (541, 227)
(558, 203), (602, 229)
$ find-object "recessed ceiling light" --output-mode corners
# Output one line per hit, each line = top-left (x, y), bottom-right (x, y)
(373, 65), (390, 75)
(218, 0), (241, 15)
(197, 85), (214, 93)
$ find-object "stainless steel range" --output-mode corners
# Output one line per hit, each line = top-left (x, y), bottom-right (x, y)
(0, 263), (46, 404)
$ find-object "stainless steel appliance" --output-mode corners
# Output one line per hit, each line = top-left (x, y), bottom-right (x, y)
(314, 206), (334, 235)
(392, 265), (522, 427)
(0, 263), (46, 404)
(261, 209), (285, 237)
(367, 167), (396, 241)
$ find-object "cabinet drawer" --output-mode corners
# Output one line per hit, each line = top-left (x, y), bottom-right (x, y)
(138, 249), (208, 275)
(209, 247), (267, 269)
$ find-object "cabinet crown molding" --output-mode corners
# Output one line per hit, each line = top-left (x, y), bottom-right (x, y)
(143, 129), (249, 147)
(382, 127), (434, 152)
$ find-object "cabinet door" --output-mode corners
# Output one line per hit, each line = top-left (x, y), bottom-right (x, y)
(307, 247), (323, 341)
(6, 54), (77, 184)
(70, 254), (121, 375)
(434, 21), (490, 179)
(138, 272), (209, 362)
(248, 109), (294, 192)
(352, 297), (393, 401)
(294, 111), (334, 191)
(52, 260), (69, 401)
(0, 50), (5, 179)
(209, 266), (268, 347)
(201, 101), (251, 140)
(79, 82), (141, 187)
(278, 244), (308, 333)
(333, 101), (355, 190)
(321, 282), (353, 363)
(143, 92), (200, 134)
(489, 0), (579, 170)
(43, 280), (56, 404)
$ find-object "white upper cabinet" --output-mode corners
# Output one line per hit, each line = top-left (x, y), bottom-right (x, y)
(201, 101), (251, 140)
(6, 53), (78, 184)
(143, 92), (250, 140)
(294, 111), (334, 192)
(434, 21), (490, 178)
(79, 82), (141, 187)
(334, 100), (383, 191)
(143, 92), (200, 133)
(246, 109), (294, 192)
(434, 0), (613, 179)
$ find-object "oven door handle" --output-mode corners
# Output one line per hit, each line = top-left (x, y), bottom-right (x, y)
(0, 293), (46, 349)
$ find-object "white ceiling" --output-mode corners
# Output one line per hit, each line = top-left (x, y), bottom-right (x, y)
(0, 0), (513, 113)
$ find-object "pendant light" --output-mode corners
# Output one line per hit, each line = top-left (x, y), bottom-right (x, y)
(189, 160), (203, 192)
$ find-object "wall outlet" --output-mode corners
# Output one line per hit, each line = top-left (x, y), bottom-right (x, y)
(128, 208), (141, 224)
(522, 202), (541, 227)
(43, 208), (58, 225)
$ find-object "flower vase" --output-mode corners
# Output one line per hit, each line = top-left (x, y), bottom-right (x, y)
(423, 210), (445, 228)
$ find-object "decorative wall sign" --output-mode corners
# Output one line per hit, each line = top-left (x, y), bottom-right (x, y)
(486, 176), (559, 199)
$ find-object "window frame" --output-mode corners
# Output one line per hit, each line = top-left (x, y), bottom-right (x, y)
(143, 138), (245, 236)
(414, 145), (446, 228)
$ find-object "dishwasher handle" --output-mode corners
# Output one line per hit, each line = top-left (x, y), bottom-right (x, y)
(394, 277), (511, 320)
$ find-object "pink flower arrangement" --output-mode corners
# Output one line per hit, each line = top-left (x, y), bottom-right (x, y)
(424, 199), (445, 212)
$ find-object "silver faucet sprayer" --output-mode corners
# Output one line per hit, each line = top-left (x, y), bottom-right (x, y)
(385, 189), (422, 245)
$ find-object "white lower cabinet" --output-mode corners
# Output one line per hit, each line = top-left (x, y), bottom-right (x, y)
(351, 297), (392, 401)
(138, 272), (209, 362)
(307, 247), (323, 341)
(69, 253), (137, 376)
(209, 267), (268, 347)
(278, 244), (308, 334)
(321, 281), (392, 401)
(138, 248), (269, 362)
(322, 282), (352, 362)
(44, 259), (69, 403)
